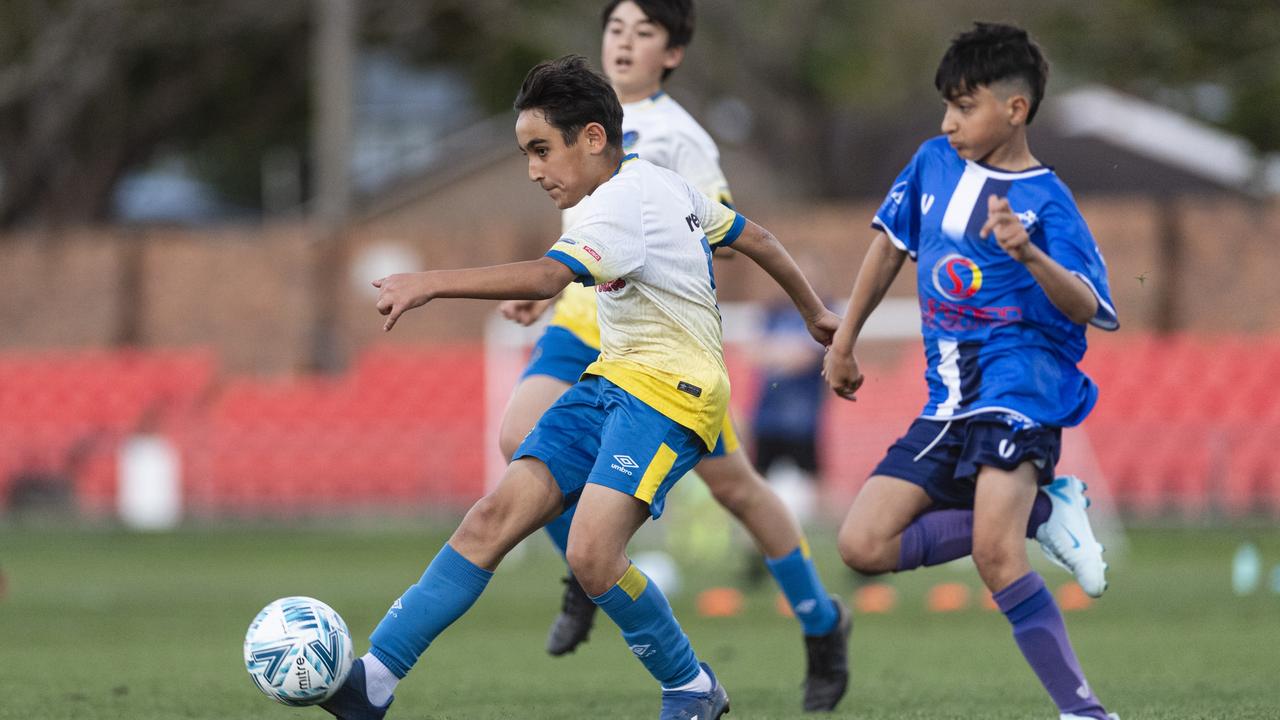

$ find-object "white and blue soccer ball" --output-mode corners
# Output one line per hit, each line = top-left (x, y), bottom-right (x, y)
(244, 596), (354, 706)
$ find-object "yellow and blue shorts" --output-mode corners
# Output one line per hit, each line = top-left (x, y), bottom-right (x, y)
(521, 326), (736, 459)
(513, 375), (710, 518)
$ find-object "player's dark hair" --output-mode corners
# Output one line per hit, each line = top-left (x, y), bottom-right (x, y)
(514, 55), (624, 150)
(601, 0), (695, 80)
(935, 22), (1049, 124)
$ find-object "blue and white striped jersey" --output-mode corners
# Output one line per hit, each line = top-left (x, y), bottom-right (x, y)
(873, 136), (1118, 428)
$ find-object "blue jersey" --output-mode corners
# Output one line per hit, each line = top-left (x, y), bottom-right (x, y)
(872, 136), (1119, 428)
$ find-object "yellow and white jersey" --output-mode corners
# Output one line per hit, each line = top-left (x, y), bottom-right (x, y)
(545, 155), (746, 449)
(619, 91), (733, 207)
(549, 91), (732, 348)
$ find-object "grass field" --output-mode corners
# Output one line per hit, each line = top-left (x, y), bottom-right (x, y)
(2, 523), (1278, 719)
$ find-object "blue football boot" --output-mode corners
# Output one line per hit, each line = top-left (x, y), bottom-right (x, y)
(320, 659), (393, 720)
(659, 662), (730, 720)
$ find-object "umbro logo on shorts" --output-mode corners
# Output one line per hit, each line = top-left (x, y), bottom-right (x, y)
(611, 454), (640, 476)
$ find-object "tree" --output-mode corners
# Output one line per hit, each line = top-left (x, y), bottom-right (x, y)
(0, 0), (312, 229)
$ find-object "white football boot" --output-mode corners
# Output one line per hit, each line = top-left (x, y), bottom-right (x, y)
(1035, 475), (1109, 597)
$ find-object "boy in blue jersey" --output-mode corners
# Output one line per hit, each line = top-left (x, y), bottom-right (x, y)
(497, 3), (851, 711)
(824, 23), (1119, 720)
(320, 55), (839, 720)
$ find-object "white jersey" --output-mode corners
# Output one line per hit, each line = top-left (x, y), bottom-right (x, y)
(619, 90), (732, 206)
(553, 91), (732, 349)
(545, 155), (745, 449)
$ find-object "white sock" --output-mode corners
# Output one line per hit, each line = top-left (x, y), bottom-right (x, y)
(361, 653), (399, 706)
(662, 666), (712, 694)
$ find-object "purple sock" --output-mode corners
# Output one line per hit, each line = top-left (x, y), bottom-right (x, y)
(895, 493), (1053, 571)
(994, 572), (1108, 718)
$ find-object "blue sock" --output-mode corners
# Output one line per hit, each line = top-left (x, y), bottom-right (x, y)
(591, 563), (701, 688)
(543, 504), (575, 558)
(368, 543), (493, 678)
(766, 540), (838, 636)
(995, 572), (1108, 718)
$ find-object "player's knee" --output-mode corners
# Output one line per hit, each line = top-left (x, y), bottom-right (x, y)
(838, 526), (888, 574)
(703, 470), (755, 514)
(452, 494), (510, 550)
(564, 543), (614, 596)
(971, 540), (1019, 576)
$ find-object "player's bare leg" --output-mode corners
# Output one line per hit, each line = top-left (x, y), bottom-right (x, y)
(498, 374), (600, 656)
(498, 375), (571, 462)
(448, 458), (567, 569)
(567, 483), (729, 720)
(973, 463), (1114, 720)
(697, 449), (803, 557)
(836, 475), (934, 574)
(698, 448), (850, 711)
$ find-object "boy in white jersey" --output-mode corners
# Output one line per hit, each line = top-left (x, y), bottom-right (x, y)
(319, 55), (838, 720)
(497, 4), (852, 711)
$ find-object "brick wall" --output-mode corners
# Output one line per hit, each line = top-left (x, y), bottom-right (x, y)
(1, 195), (1275, 374)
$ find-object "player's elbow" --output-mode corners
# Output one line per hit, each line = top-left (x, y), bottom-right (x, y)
(1067, 298), (1098, 326)
(531, 260), (573, 300)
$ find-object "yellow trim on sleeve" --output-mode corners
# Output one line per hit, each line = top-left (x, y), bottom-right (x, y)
(635, 442), (678, 505)
(616, 563), (649, 601)
(799, 535), (812, 559)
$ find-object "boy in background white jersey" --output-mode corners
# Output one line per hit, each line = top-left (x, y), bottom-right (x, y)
(319, 55), (838, 720)
(498, 3), (851, 710)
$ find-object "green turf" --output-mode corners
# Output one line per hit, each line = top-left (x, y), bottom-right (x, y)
(1, 524), (1277, 719)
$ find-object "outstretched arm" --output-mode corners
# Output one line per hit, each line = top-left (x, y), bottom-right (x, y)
(373, 256), (576, 332)
(981, 194), (1098, 325)
(730, 221), (841, 345)
(823, 232), (907, 400)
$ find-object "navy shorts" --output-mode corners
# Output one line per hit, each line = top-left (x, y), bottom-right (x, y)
(513, 375), (708, 519)
(870, 414), (1061, 508)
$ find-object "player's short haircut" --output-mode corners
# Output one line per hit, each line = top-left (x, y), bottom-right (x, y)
(514, 55), (624, 150)
(601, 0), (695, 80)
(935, 22), (1049, 124)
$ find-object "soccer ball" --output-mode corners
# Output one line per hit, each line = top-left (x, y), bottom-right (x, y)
(244, 596), (354, 706)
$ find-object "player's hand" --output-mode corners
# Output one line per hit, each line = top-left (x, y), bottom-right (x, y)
(980, 194), (1033, 263)
(822, 346), (864, 401)
(372, 273), (432, 332)
(805, 309), (843, 347)
(499, 298), (554, 326)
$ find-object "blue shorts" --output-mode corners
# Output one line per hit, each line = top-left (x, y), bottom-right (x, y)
(521, 326), (733, 460)
(871, 414), (1061, 508)
(521, 326), (599, 384)
(513, 375), (708, 519)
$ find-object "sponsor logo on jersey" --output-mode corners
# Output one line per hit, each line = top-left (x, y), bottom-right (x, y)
(921, 193), (936, 215)
(922, 298), (1022, 332)
(597, 278), (627, 293)
(583, 245), (601, 261)
(932, 253), (983, 301)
